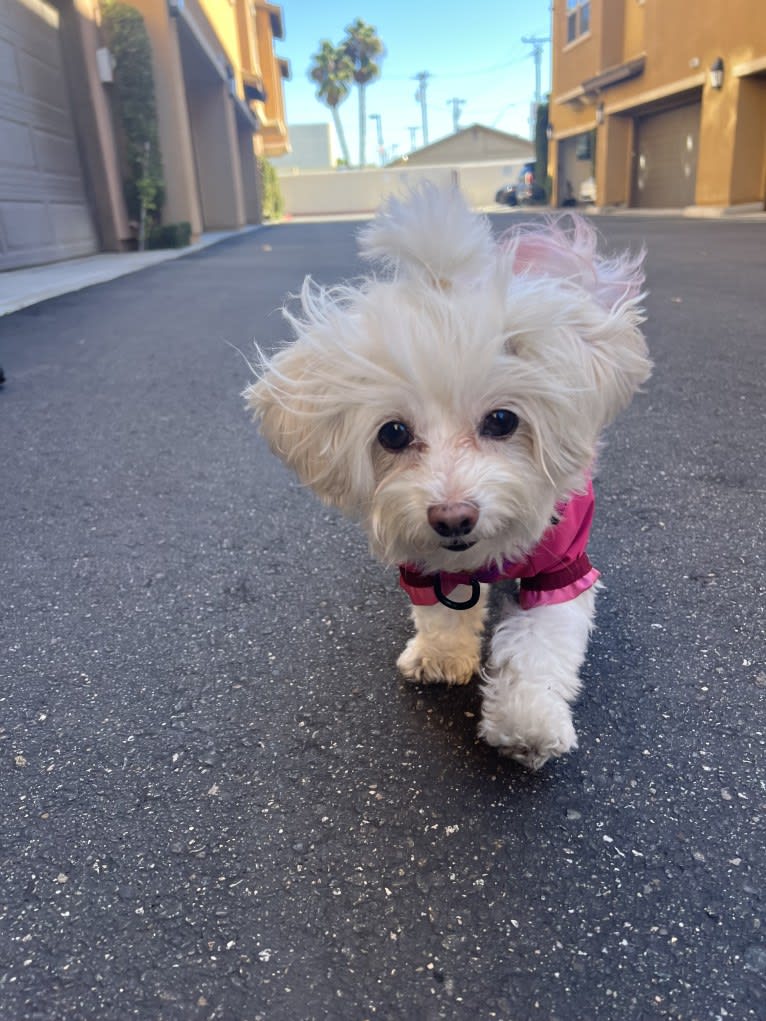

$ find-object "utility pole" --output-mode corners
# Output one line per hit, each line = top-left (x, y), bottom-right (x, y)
(446, 97), (466, 133)
(369, 113), (384, 165)
(521, 35), (549, 139)
(413, 71), (430, 146)
(408, 126), (419, 150)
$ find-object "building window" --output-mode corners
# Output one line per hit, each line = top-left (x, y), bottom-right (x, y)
(566, 0), (591, 43)
(575, 132), (593, 161)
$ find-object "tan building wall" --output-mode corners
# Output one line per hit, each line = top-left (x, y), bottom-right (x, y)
(62, 0), (131, 250)
(252, 2), (290, 157)
(0, 0), (131, 268)
(549, 0), (766, 210)
(0, 0), (288, 269)
(391, 125), (534, 167)
(128, 0), (288, 233)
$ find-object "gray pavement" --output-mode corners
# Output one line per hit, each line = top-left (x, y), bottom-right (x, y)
(0, 214), (764, 1020)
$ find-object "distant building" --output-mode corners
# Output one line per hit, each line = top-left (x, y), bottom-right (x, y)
(389, 124), (534, 167)
(549, 0), (766, 210)
(271, 124), (337, 171)
(0, 0), (289, 271)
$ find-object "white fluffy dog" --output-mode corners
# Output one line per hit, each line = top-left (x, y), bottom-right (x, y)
(245, 185), (650, 770)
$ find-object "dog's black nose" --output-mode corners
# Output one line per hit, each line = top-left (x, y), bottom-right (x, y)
(427, 502), (479, 538)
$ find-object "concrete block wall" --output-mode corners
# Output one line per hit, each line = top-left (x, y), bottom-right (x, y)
(276, 160), (532, 215)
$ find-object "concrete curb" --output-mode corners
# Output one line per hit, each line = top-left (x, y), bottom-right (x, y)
(481, 204), (766, 221)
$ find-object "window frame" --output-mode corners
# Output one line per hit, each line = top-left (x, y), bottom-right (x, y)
(565, 0), (591, 45)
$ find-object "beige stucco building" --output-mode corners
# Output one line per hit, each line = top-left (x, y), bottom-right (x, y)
(390, 124), (534, 168)
(0, 0), (289, 271)
(549, 0), (766, 211)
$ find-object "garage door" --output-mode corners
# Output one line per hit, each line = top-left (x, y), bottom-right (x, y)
(633, 102), (701, 209)
(0, 0), (98, 270)
(558, 132), (594, 205)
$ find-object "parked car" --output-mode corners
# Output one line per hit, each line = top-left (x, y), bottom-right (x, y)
(494, 182), (519, 206)
(495, 162), (547, 206)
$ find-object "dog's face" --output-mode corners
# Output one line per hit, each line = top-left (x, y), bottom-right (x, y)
(246, 186), (650, 572)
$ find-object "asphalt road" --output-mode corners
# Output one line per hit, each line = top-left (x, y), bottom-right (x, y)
(0, 211), (764, 1021)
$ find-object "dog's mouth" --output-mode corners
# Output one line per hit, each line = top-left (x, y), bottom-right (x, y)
(441, 541), (476, 553)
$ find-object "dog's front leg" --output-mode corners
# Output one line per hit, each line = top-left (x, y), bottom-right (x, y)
(478, 587), (596, 769)
(397, 585), (488, 685)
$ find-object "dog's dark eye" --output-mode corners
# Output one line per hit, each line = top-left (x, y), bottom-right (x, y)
(378, 420), (413, 452)
(480, 409), (519, 438)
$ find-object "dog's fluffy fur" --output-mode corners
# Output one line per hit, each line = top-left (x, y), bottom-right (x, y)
(245, 185), (650, 769)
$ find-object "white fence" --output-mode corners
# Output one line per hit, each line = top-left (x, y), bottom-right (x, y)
(276, 159), (531, 216)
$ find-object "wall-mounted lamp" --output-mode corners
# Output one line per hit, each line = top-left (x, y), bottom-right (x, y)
(595, 102), (605, 126)
(709, 57), (724, 90)
(95, 47), (114, 84)
(226, 65), (237, 99)
(546, 123), (554, 142)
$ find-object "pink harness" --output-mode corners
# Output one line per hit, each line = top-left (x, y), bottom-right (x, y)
(399, 481), (600, 611)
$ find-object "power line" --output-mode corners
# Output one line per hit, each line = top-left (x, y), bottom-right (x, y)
(369, 113), (384, 165)
(521, 35), (550, 105)
(383, 53), (531, 83)
(446, 97), (466, 132)
(521, 35), (550, 139)
(413, 71), (431, 145)
(491, 100), (524, 128)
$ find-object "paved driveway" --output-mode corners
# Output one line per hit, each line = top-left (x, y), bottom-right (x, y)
(0, 214), (763, 1020)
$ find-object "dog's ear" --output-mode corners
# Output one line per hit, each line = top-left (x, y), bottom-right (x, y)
(358, 183), (495, 288)
(244, 283), (375, 513)
(507, 216), (651, 426)
(244, 344), (364, 512)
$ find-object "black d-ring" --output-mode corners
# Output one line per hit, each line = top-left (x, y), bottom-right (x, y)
(433, 577), (481, 611)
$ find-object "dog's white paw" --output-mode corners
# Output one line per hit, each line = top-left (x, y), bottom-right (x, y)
(397, 636), (478, 686)
(479, 682), (578, 770)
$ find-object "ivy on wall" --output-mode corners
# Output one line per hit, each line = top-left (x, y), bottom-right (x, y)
(100, 0), (164, 232)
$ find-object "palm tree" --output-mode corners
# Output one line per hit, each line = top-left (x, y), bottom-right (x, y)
(341, 19), (384, 168)
(308, 40), (353, 167)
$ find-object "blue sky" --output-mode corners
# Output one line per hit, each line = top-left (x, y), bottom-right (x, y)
(274, 1), (552, 164)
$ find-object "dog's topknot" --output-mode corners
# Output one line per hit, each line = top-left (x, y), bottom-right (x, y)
(358, 182), (495, 287)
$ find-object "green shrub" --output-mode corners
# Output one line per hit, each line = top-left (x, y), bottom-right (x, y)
(146, 222), (192, 250)
(261, 158), (284, 220)
(101, 0), (164, 227)
(534, 99), (549, 202)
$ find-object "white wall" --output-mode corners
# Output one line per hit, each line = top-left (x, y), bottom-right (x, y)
(276, 159), (531, 215)
(271, 123), (335, 171)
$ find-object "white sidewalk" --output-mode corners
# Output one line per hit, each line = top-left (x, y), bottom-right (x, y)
(0, 226), (261, 318)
